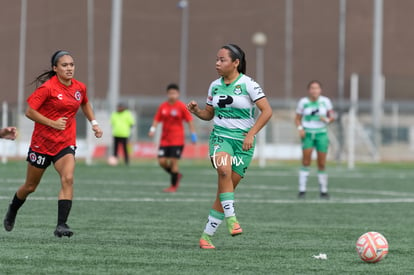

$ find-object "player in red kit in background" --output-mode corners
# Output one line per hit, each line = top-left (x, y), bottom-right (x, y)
(3, 50), (103, 237)
(148, 84), (197, 192)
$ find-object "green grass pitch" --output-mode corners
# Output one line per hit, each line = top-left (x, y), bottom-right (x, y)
(0, 160), (414, 274)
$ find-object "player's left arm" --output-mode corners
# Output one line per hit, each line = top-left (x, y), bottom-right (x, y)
(243, 97), (272, 151)
(81, 102), (103, 138)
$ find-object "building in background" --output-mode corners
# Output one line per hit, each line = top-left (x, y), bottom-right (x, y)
(1, 0), (414, 162)
(1, 0), (414, 105)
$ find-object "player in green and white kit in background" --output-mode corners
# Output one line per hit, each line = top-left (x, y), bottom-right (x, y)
(188, 44), (272, 249)
(295, 80), (334, 199)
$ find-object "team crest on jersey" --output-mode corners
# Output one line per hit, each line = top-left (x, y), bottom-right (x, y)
(74, 91), (82, 101)
(29, 153), (37, 162)
(171, 109), (178, 116)
(233, 85), (242, 95)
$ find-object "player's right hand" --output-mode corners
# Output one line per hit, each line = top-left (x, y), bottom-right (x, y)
(53, 117), (67, 130)
(298, 129), (305, 139)
(187, 100), (198, 114)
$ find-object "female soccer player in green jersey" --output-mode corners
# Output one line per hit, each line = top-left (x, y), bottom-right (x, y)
(295, 80), (334, 199)
(188, 44), (272, 249)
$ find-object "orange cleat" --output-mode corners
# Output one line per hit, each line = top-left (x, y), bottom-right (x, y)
(199, 233), (215, 249)
(163, 186), (177, 193)
(226, 216), (243, 236)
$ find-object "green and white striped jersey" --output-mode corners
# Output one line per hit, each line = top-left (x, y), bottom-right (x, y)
(296, 96), (333, 132)
(206, 74), (266, 141)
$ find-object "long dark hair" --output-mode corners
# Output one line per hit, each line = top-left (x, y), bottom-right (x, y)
(221, 44), (246, 74)
(32, 50), (72, 87)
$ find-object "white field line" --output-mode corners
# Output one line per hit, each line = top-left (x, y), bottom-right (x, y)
(0, 195), (414, 204)
(2, 177), (414, 198)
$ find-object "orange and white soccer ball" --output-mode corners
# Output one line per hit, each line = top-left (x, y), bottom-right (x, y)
(356, 232), (388, 263)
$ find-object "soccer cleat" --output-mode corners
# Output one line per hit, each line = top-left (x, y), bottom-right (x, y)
(54, 224), (74, 238)
(3, 207), (17, 232)
(320, 192), (330, 199)
(298, 192), (306, 199)
(199, 233), (215, 249)
(163, 186), (177, 193)
(226, 216), (242, 236)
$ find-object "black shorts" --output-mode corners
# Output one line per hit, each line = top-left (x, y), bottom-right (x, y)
(27, 146), (76, 169)
(158, 146), (184, 159)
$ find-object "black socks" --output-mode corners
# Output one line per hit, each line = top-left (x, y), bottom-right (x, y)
(163, 167), (172, 174)
(163, 166), (179, 186)
(9, 193), (26, 213)
(171, 172), (179, 186)
(57, 200), (72, 226)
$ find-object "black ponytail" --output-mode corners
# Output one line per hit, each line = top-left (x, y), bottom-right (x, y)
(222, 44), (247, 74)
(32, 71), (56, 87)
(32, 50), (71, 87)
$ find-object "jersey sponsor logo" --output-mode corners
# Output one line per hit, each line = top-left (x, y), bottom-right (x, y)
(217, 114), (242, 120)
(217, 95), (233, 108)
(217, 107), (243, 120)
(74, 91), (82, 101)
(29, 152), (37, 162)
(233, 85), (242, 95)
(311, 108), (319, 115)
(57, 94), (63, 100)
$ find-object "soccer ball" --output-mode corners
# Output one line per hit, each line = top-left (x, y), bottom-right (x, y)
(356, 232), (388, 263)
(107, 156), (119, 166)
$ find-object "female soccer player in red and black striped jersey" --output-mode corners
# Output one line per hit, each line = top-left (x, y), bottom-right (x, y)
(3, 50), (103, 237)
(148, 84), (197, 192)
